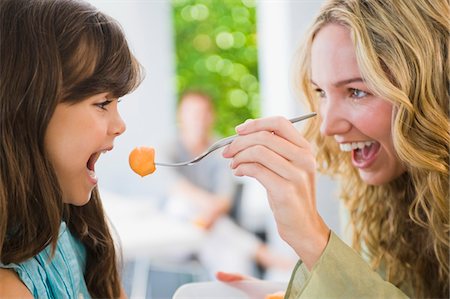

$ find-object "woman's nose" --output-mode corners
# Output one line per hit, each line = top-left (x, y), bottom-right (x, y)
(319, 99), (351, 136)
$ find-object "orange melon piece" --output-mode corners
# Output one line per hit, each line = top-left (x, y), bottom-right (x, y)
(129, 146), (156, 177)
(192, 218), (208, 229)
(265, 292), (285, 299)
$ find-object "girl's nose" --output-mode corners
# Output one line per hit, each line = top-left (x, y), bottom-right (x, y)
(319, 99), (351, 136)
(110, 111), (126, 136)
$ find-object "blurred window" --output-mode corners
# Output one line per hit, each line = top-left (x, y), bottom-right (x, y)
(172, 0), (260, 136)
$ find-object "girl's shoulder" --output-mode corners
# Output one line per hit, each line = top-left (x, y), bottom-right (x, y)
(0, 268), (33, 298)
(0, 222), (90, 298)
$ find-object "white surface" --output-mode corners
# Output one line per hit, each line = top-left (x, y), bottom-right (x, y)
(173, 281), (286, 299)
(101, 191), (205, 260)
(102, 191), (207, 298)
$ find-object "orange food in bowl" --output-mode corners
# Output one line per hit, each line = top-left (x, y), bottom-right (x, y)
(192, 217), (208, 230)
(265, 291), (285, 299)
(129, 146), (156, 177)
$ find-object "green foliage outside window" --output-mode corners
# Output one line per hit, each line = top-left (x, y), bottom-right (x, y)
(172, 0), (260, 136)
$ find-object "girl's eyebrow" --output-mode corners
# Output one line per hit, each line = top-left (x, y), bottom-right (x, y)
(311, 77), (364, 87)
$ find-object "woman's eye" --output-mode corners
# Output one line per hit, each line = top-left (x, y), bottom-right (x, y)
(314, 88), (326, 98)
(350, 88), (368, 99)
(96, 99), (113, 110)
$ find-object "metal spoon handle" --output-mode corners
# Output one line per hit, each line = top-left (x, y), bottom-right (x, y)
(155, 112), (317, 167)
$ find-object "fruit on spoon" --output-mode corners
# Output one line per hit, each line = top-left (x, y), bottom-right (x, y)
(129, 146), (156, 177)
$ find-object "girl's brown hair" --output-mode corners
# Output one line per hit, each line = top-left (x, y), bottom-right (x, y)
(296, 0), (449, 297)
(0, 0), (142, 297)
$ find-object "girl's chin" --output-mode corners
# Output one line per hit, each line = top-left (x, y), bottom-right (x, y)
(63, 191), (92, 206)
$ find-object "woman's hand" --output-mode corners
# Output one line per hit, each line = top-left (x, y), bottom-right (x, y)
(222, 116), (330, 269)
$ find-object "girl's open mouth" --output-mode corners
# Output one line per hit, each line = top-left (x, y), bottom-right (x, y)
(86, 152), (101, 183)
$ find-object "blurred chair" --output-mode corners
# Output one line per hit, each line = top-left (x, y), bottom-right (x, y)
(123, 258), (209, 299)
(227, 182), (244, 224)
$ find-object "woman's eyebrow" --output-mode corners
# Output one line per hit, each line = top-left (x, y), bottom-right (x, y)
(311, 77), (364, 87)
(333, 77), (364, 87)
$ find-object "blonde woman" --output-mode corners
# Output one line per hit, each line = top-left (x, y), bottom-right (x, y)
(220, 0), (449, 297)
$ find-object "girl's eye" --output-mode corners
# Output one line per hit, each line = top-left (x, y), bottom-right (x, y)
(350, 88), (368, 99)
(96, 99), (113, 110)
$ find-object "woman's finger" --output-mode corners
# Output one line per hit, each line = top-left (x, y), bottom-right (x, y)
(235, 116), (310, 148)
(230, 142), (312, 182)
(223, 130), (310, 164)
(232, 162), (297, 204)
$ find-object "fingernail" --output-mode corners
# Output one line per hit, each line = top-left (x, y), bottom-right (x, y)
(236, 119), (252, 133)
(235, 124), (245, 132)
(222, 146), (229, 156)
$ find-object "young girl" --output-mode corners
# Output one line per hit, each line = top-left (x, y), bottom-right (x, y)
(221, 0), (449, 297)
(0, 0), (142, 297)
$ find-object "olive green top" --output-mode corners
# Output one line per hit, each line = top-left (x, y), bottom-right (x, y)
(284, 231), (409, 298)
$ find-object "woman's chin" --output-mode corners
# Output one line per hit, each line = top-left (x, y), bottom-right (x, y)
(358, 168), (405, 186)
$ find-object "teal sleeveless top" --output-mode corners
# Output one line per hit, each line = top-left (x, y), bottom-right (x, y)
(0, 222), (91, 298)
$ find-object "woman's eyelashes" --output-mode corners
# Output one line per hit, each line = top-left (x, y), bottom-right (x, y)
(350, 88), (369, 99)
(313, 87), (370, 100)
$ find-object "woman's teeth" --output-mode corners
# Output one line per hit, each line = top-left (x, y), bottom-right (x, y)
(339, 141), (375, 152)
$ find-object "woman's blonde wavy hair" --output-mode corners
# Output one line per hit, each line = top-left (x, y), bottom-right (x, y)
(296, 0), (449, 297)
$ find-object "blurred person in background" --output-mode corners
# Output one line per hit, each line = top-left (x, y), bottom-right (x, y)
(164, 90), (295, 277)
(166, 90), (234, 231)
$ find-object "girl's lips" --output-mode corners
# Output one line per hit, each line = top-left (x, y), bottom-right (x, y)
(351, 141), (381, 169)
(85, 148), (110, 185)
(87, 152), (101, 171)
(86, 151), (102, 185)
(87, 168), (98, 185)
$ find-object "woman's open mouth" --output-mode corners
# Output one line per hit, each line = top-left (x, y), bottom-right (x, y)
(340, 141), (381, 169)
